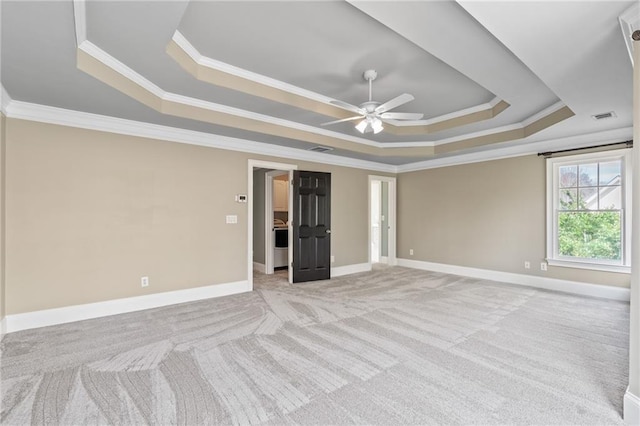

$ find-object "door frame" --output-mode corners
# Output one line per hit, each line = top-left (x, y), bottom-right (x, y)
(368, 175), (397, 266)
(264, 170), (289, 275)
(248, 159), (297, 290)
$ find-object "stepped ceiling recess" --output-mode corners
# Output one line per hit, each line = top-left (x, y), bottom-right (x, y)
(1, 1), (636, 167)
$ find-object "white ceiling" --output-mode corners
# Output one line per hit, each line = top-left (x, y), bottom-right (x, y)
(0, 0), (635, 167)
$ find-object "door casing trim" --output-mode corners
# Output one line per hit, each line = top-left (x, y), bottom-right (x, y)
(248, 160), (297, 289)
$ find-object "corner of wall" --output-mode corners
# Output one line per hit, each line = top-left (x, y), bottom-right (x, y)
(0, 112), (6, 334)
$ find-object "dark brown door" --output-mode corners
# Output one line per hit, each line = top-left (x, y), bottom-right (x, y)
(292, 171), (331, 283)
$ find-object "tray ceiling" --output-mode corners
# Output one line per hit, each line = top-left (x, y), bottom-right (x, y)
(0, 0), (634, 166)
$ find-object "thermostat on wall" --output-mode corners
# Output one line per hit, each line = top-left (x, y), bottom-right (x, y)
(235, 194), (247, 203)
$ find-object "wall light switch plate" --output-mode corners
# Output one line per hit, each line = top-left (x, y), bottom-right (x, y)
(226, 215), (238, 224)
(524, 261), (530, 269)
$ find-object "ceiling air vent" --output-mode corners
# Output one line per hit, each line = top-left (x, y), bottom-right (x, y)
(308, 146), (334, 153)
(592, 111), (617, 120)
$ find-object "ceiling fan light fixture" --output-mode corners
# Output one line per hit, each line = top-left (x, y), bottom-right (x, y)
(355, 119), (368, 133)
(372, 118), (384, 134)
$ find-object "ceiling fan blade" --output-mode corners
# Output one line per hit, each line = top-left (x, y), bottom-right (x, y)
(379, 112), (424, 120)
(321, 115), (364, 126)
(375, 93), (415, 113)
(330, 99), (364, 115)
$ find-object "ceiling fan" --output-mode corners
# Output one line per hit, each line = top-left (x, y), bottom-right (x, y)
(322, 69), (424, 134)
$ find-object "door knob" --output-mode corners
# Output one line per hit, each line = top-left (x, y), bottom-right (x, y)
(326, 229), (331, 234)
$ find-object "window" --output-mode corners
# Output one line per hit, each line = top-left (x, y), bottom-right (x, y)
(546, 150), (632, 273)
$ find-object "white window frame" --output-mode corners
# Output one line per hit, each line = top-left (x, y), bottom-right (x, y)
(546, 149), (632, 274)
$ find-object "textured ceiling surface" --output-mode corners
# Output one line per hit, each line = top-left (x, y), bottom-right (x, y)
(0, 0), (635, 166)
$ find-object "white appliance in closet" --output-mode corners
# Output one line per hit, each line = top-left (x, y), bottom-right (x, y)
(273, 219), (288, 268)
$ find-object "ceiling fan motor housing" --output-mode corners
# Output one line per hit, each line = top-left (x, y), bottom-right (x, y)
(361, 101), (380, 113)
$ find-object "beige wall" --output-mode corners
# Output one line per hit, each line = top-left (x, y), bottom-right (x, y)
(398, 155), (630, 288)
(6, 119), (247, 314)
(5, 116), (628, 318)
(1, 113), (6, 322)
(4, 118), (376, 315)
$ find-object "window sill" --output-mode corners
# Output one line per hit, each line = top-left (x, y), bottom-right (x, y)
(547, 259), (631, 274)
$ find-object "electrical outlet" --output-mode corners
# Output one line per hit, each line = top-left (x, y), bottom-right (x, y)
(540, 262), (548, 271)
(141, 276), (149, 287)
(524, 261), (530, 269)
(330, 255), (335, 263)
(409, 249), (414, 256)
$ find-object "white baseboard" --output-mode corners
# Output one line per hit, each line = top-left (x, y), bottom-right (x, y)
(397, 258), (630, 301)
(253, 262), (266, 274)
(331, 262), (372, 277)
(0, 317), (6, 341)
(5, 280), (251, 334)
(626, 388), (640, 425)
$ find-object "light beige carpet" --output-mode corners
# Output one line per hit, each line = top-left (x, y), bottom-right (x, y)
(1, 267), (629, 425)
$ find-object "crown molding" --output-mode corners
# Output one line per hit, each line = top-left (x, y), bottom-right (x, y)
(172, 30), (338, 106)
(387, 123), (523, 148)
(0, 85), (11, 115)
(5, 101), (398, 173)
(161, 92), (380, 148)
(80, 40), (166, 99)
(396, 126), (633, 172)
(619, 1), (640, 66)
(4, 99), (630, 175)
(387, 100), (568, 148)
(385, 96), (503, 127)
(521, 100), (566, 127)
(72, 0), (87, 46)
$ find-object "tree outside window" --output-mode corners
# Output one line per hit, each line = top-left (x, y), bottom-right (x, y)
(547, 150), (631, 272)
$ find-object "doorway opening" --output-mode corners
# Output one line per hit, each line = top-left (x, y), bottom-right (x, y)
(369, 175), (397, 266)
(265, 170), (289, 275)
(248, 160), (297, 290)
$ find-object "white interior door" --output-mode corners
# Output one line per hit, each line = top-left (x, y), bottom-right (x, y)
(371, 180), (381, 263)
(369, 175), (397, 266)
